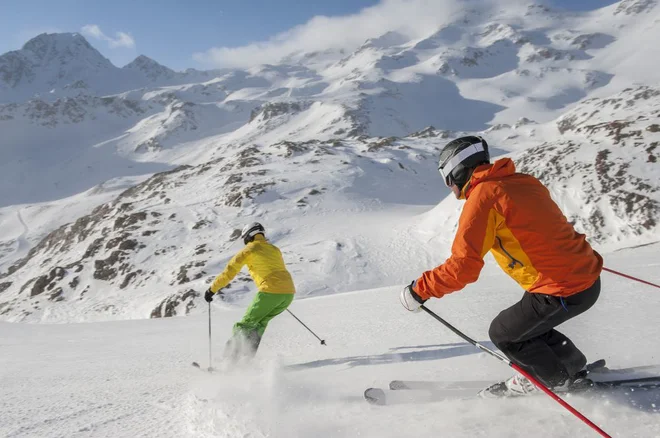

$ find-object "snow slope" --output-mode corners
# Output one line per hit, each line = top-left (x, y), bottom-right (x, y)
(1, 242), (659, 437)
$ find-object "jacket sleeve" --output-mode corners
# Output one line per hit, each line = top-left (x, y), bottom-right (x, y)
(210, 247), (251, 293)
(415, 188), (498, 300)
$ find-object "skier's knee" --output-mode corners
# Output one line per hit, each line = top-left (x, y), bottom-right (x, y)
(488, 318), (509, 349)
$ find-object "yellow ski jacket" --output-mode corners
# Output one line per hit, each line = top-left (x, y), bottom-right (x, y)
(210, 234), (296, 294)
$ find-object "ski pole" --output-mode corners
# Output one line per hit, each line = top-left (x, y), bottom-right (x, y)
(208, 302), (213, 372)
(286, 309), (326, 345)
(603, 267), (660, 289)
(419, 305), (611, 438)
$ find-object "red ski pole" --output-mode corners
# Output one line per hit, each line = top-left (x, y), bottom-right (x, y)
(420, 305), (612, 438)
(603, 267), (660, 289)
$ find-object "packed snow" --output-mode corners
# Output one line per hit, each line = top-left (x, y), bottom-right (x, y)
(1, 243), (659, 437)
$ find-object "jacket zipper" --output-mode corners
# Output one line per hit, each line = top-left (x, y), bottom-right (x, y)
(495, 236), (524, 269)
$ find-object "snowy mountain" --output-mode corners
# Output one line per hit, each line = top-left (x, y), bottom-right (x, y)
(0, 33), (227, 103)
(123, 55), (177, 82)
(0, 33), (123, 102)
(1, 0), (660, 322)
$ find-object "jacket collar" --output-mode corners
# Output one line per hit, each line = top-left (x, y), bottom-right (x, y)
(461, 158), (516, 199)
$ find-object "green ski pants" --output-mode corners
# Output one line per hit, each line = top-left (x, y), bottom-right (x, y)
(233, 292), (294, 338)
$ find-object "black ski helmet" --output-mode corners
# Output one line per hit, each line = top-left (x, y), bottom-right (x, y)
(241, 222), (265, 244)
(438, 136), (490, 189)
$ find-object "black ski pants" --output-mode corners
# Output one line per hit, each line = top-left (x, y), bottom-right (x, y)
(488, 277), (601, 386)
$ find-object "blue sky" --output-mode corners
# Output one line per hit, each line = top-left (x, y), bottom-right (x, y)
(0, 0), (617, 70)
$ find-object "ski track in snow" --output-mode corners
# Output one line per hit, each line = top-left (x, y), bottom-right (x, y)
(13, 209), (29, 255)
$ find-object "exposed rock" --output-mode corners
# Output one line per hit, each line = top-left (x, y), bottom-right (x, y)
(192, 220), (210, 230)
(93, 251), (127, 281)
(83, 238), (105, 259)
(120, 271), (141, 289)
(367, 137), (398, 152)
(221, 182), (275, 207)
(114, 212), (147, 230)
(150, 289), (199, 318)
(249, 102), (303, 122)
(614, 0), (656, 15)
(273, 140), (309, 158)
(175, 261), (207, 285)
(409, 126), (440, 138)
(28, 267), (66, 297)
(49, 287), (64, 301)
(118, 239), (139, 251)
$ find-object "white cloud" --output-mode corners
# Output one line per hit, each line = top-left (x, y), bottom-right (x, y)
(81, 24), (136, 49)
(193, 0), (507, 69)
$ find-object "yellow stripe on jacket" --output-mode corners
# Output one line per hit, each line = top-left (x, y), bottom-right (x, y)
(210, 234), (296, 294)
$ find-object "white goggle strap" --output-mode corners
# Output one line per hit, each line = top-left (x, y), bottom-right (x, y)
(438, 143), (485, 183)
(243, 226), (262, 239)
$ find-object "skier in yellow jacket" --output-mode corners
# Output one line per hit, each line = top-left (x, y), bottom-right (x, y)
(205, 222), (295, 359)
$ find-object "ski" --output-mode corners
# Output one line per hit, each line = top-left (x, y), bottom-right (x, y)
(366, 376), (660, 406)
(389, 369), (660, 393)
(364, 386), (480, 405)
(365, 386), (477, 405)
(593, 376), (660, 389)
(390, 359), (607, 391)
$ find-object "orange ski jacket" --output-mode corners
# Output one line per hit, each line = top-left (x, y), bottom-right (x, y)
(414, 158), (602, 300)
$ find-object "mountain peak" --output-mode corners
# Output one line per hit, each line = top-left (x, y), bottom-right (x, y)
(21, 33), (103, 63)
(0, 32), (115, 101)
(124, 55), (175, 81)
(125, 54), (163, 68)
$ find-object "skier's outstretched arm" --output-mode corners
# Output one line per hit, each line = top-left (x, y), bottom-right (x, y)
(210, 248), (251, 293)
(415, 189), (497, 300)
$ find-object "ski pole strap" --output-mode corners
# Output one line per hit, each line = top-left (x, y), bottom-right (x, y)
(603, 267), (660, 289)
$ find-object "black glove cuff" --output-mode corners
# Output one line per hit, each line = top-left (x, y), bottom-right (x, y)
(408, 281), (426, 304)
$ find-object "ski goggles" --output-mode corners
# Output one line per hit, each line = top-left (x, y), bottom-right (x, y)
(438, 142), (486, 187)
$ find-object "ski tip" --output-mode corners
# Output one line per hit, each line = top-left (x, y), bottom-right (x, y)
(192, 362), (200, 368)
(389, 380), (409, 390)
(364, 388), (386, 406)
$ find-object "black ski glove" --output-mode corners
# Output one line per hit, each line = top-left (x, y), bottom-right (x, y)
(204, 288), (214, 303)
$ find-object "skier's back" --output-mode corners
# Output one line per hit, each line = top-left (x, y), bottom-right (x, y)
(205, 222), (295, 361)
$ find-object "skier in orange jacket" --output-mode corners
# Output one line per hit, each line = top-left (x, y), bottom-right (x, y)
(400, 136), (602, 397)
